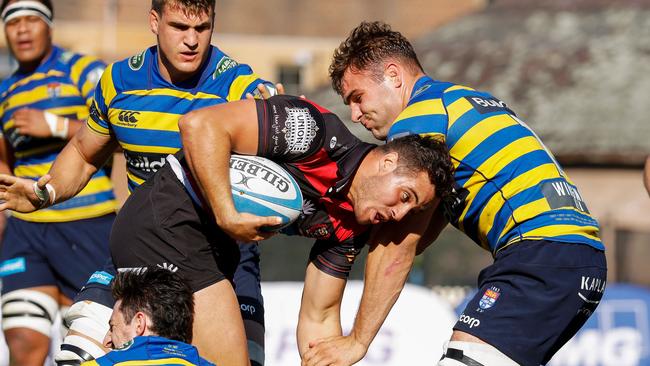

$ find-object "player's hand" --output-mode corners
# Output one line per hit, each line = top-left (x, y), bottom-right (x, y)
(246, 82), (285, 99)
(12, 108), (52, 138)
(0, 174), (52, 213)
(219, 211), (282, 242)
(302, 335), (367, 366)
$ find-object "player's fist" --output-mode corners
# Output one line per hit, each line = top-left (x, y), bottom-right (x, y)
(12, 108), (52, 138)
(217, 211), (281, 242)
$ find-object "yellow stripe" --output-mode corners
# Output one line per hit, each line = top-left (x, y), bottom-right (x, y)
(14, 162), (52, 178)
(227, 74), (259, 102)
(4, 84), (81, 111)
(14, 142), (67, 159)
(46, 105), (88, 119)
(446, 97), (474, 129)
(444, 84), (475, 93)
(120, 143), (179, 154)
(80, 361), (99, 366)
(123, 88), (221, 100)
(87, 116), (110, 135)
(395, 99), (446, 121)
(5, 70), (66, 94)
(108, 109), (181, 132)
(100, 64), (117, 106)
(449, 114), (519, 162)
(127, 171), (145, 186)
(12, 200), (116, 222)
(69, 55), (96, 86)
(79, 176), (115, 195)
(518, 224), (601, 241)
(475, 163), (562, 244)
(497, 198), (550, 243)
(115, 358), (199, 366)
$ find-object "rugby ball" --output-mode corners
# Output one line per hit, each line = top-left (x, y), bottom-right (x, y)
(230, 154), (303, 230)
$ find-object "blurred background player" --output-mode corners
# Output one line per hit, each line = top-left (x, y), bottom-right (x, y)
(0, 0), (117, 365)
(644, 156), (650, 197)
(302, 21), (607, 366)
(0, 0), (278, 365)
(81, 268), (215, 366)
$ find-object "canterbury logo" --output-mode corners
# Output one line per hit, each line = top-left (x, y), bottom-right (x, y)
(118, 111), (140, 123)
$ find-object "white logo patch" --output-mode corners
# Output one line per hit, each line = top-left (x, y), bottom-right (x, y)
(329, 136), (337, 149)
(283, 107), (318, 154)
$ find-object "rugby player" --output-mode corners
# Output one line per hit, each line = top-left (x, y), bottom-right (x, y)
(303, 21), (607, 366)
(81, 268), (214, 366)
(0, 1), (117, 365)
(0, 0), (279, 365)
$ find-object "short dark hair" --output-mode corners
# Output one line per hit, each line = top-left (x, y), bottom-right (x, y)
(112, 268), (194, 344)
(151, 0), (215, 17)
(0, 0), (53, 17)
(379, 135), (455, 200)
(330, 21), (424, 96)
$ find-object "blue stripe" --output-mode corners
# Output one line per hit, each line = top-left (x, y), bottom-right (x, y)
(447, 110), (521, 150)
(110, 93), (224, 114)
(452, 124), (534, 169)
(3, 97), (86, 123)
(456, 148), (553, 188)
(7, 75), (71, 96)
(21, 169), (111, 182)
(486, 186), (542, 246)
(389, 114), (448, 139)
(48, 190), (115, 211)
(127, 177), (139, 192)
(15, 151), (58, 166)
(112, 125), (182, 148)
(498, 213), (603, 250)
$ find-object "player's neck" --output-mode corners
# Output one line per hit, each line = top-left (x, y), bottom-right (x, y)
(17, 45), (53, 74)
(401, 71), (426, 107)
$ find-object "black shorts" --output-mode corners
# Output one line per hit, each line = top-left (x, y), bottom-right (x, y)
(110, 164), (240, 292)
(454, 240), (607, 366)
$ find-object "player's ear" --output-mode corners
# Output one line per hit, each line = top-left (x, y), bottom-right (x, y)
(379, 151), (399, 174)
(149, 9), (160, 35)
(133, 311), (147, 336)
(384, 63), (402, 88)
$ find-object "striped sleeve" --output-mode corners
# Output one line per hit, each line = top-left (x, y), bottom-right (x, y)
(70, 55), (106, 106)
(86, 63), (116, 136)
(224, 64), (273, 102)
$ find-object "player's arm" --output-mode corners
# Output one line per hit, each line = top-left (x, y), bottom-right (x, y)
(0, 124), (117, 213)
(297, 262), (346, 358)
(178, 99), (281, 242)
(302, 205), (442, 366)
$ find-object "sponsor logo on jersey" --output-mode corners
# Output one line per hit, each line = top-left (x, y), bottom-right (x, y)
(479, 286), (501, 310)
(283, 107), (319, 154)
(117, 110), (140, 124)
(89, 102), (102, 123)
(541, 179), (590, 214)
(87, 271), (114, 286)
(115, 339), (134, 351)
(329, 136), (338, 149)
(47, 82), (61, 98)
(126, 154), (166, 174)
(230, 156), (292, 193)
(157, 262), (179, 273)
(301, 199), (316, 216)
(306, 223), (330, 239)
(459, 313), (481, 329)
(0, 257), (26, 277)
(412, 83), (432, 97)
(466, 96), (515, 115)
(213, 56), (239, 79)
(240, 303), (257, 315)
(128, 50), (146, 71)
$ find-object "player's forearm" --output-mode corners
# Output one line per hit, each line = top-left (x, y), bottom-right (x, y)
(350, 235), (416, 348)
(47, 127), (115, 203)
(297, 308), (342, 356)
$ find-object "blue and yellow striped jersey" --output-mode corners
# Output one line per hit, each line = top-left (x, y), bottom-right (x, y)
(0, 45), (116, 222)
(81, 336), (215, 366)
(87, 45), (273, 191)
(388, 76), (602, 253)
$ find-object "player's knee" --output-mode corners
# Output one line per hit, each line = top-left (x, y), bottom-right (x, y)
(55, 300), (112, 365)
(1, 289), (58, 336)
(438, 341), (520, 366)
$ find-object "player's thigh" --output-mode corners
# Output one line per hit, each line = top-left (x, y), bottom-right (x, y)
(193, 280), (249, 366)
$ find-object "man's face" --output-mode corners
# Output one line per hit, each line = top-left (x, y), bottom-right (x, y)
(150, 3), (213, 80)
(4, 5), (51, 65)
(103, 300), (138, 350)
(352, 165), (435, 225)
(340, 67), (403, 140)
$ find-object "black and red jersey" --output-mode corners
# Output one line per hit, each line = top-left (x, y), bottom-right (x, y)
(175, 96), (376, 278)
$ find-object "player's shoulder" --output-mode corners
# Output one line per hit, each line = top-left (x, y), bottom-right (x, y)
(106, 46), (154, 91)
(208, 45), (255, 82)
(53, 45), (104, 72)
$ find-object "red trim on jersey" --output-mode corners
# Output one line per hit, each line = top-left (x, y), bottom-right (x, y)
(302, 98), (331, 115)
(293, 148), (338, 195)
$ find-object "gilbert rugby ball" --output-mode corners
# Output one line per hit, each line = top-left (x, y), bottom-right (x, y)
(230, 154), (303, 230)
